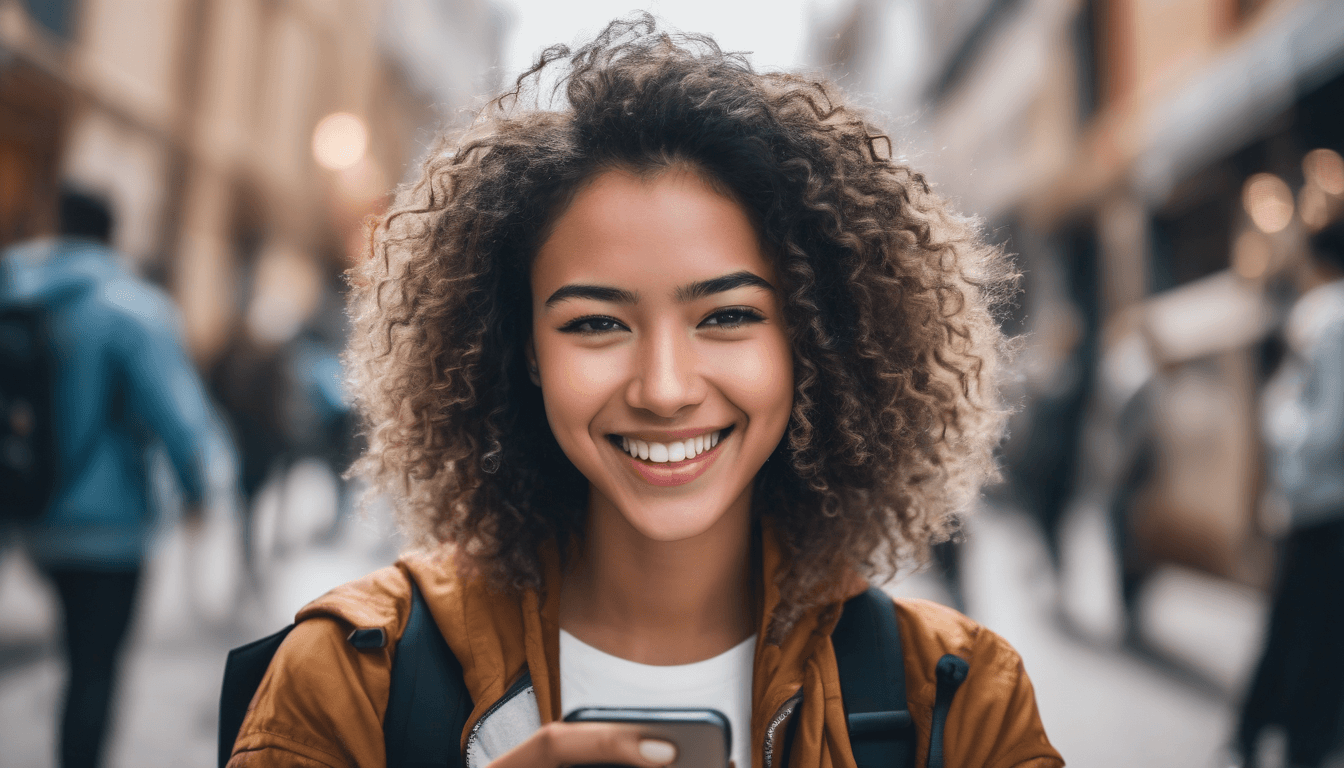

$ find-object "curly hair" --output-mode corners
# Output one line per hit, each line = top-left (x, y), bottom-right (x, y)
(346, 15), (1016, 638)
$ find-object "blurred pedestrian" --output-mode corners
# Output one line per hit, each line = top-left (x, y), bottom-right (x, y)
(0, 188), (233, 768)
(1237, 217), (1344, 767)
(1005, 237), (1096, 579)
(210, 332), (289, 514)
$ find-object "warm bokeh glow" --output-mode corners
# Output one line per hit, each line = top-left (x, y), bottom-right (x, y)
(311, 112), (369, 170)
(1303, 148), (1344, 196)
(1242, 173), (1294, 234)
(244, 243), (322, 345)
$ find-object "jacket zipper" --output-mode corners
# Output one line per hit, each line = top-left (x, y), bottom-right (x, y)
(464, 669), (534, 768)
(762, 689), (803, 768)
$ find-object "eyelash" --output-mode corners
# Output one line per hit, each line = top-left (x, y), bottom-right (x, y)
(556, 307), (766, 335)
(558, 315), (627, 334)
(700, 307), (765, 328)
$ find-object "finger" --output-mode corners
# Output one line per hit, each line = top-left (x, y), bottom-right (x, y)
(540, 724), (676, 767)
(637, 739), (677, 764)
(489, 722), (677, 768)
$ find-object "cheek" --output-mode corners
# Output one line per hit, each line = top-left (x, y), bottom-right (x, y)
(538, 345), (627, 440)
(711, 333), (794, 429)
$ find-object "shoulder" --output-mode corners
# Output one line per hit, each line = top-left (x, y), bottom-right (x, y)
(1289, 280), (1344, 352)
(892, 598), (1064, 768)
(98, 274), (182, 333)
(892, 598), (1018, 689)
(229, 565), (418, 768)
(228, 552), (506, 768)
(294, 562), (419, 632)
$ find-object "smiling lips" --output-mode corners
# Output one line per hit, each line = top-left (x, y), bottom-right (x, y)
(610, 427), (732, 487)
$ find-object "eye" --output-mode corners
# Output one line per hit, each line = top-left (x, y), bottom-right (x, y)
(700, 307), (766, 329)
(558, 315), (628, 334)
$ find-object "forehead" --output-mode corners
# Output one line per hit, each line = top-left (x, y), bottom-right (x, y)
(531, 166), (773, 297)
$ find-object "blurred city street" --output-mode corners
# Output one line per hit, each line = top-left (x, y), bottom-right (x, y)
(0, 465), (1265, 768)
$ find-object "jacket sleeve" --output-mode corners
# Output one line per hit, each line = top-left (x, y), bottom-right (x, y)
(228, 617), (392, 768)
(945, 626), (1063, 768)
(1288, 319), (1344, 516)
(106, 280), (233, 507)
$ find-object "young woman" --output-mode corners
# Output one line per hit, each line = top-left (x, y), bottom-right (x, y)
(226, 18), (1062, 768)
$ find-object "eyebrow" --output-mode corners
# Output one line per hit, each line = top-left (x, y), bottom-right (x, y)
(674, 270), (776, 302)
(544, 284), (639, 307)
(544, 270), (775, 308)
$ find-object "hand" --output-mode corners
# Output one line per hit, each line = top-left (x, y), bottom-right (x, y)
(487, 722), (677, 768)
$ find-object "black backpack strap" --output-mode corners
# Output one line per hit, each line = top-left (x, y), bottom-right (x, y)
(925, 655), (969, 768)
(383, 576), (474, 768)
(218, 576), (472, 768)
(832, 587), (916, 768)
(218, 624), (296, 768)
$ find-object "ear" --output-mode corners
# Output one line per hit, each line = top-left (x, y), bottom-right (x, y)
(524, 338), (541, 386)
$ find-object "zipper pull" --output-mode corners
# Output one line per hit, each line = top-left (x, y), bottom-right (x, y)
(925, 654), (969, 768)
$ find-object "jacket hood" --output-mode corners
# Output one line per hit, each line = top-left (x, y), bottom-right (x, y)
(1, 238), (115, 305)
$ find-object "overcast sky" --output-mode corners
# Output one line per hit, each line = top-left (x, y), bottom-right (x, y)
(494, 0), (837, 83)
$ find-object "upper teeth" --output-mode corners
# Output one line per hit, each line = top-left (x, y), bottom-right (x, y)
(621, 430), (723, 462)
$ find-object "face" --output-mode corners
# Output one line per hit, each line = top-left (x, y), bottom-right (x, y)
(529, 166), (793, 542)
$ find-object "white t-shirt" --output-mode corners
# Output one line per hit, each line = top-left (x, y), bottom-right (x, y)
(559, 629), (755, 768)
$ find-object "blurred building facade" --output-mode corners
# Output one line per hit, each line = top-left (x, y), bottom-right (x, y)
(0, 0), (503, 363)
(813, 0), (1344, 592)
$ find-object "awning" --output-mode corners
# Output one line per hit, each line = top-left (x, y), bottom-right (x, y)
(1134, 0), (1344, 204)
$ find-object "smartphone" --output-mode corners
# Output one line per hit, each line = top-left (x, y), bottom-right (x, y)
(563, 707), (731, 768)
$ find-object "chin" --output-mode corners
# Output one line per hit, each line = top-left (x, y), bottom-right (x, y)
(607, 490), (747, 543)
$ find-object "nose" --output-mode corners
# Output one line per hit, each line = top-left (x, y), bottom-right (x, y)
(625, 324), (706, 418)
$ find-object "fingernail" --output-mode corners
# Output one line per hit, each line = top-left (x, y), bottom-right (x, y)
(639, 739), (677, 765)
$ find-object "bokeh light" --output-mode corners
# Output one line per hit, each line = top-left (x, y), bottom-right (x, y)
(1303, 148), (1344, 196)
(243, 243), (322, 346)
(1242, 173), (1294, 234)
(311, 112), (368, 171)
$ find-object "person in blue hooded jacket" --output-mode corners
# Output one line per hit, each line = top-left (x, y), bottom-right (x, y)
(1237, 218), (1344, 768)
(0, 189), (234, 768)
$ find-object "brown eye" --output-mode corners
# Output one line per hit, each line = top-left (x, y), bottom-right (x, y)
(700, 308), (764, 329)
(559, 315), (627, 334)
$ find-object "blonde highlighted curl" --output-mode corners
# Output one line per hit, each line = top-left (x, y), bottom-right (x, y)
(346, 15), (1016, 638)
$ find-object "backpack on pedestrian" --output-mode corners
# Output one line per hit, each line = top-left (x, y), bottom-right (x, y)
(0, 300), (59, 523)
(218, 583), (968, 768)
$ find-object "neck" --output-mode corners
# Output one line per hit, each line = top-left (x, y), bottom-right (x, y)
(559, 490), (755, 665)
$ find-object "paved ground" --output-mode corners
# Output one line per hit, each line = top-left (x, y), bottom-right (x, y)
(0, 465), (1270, 768)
